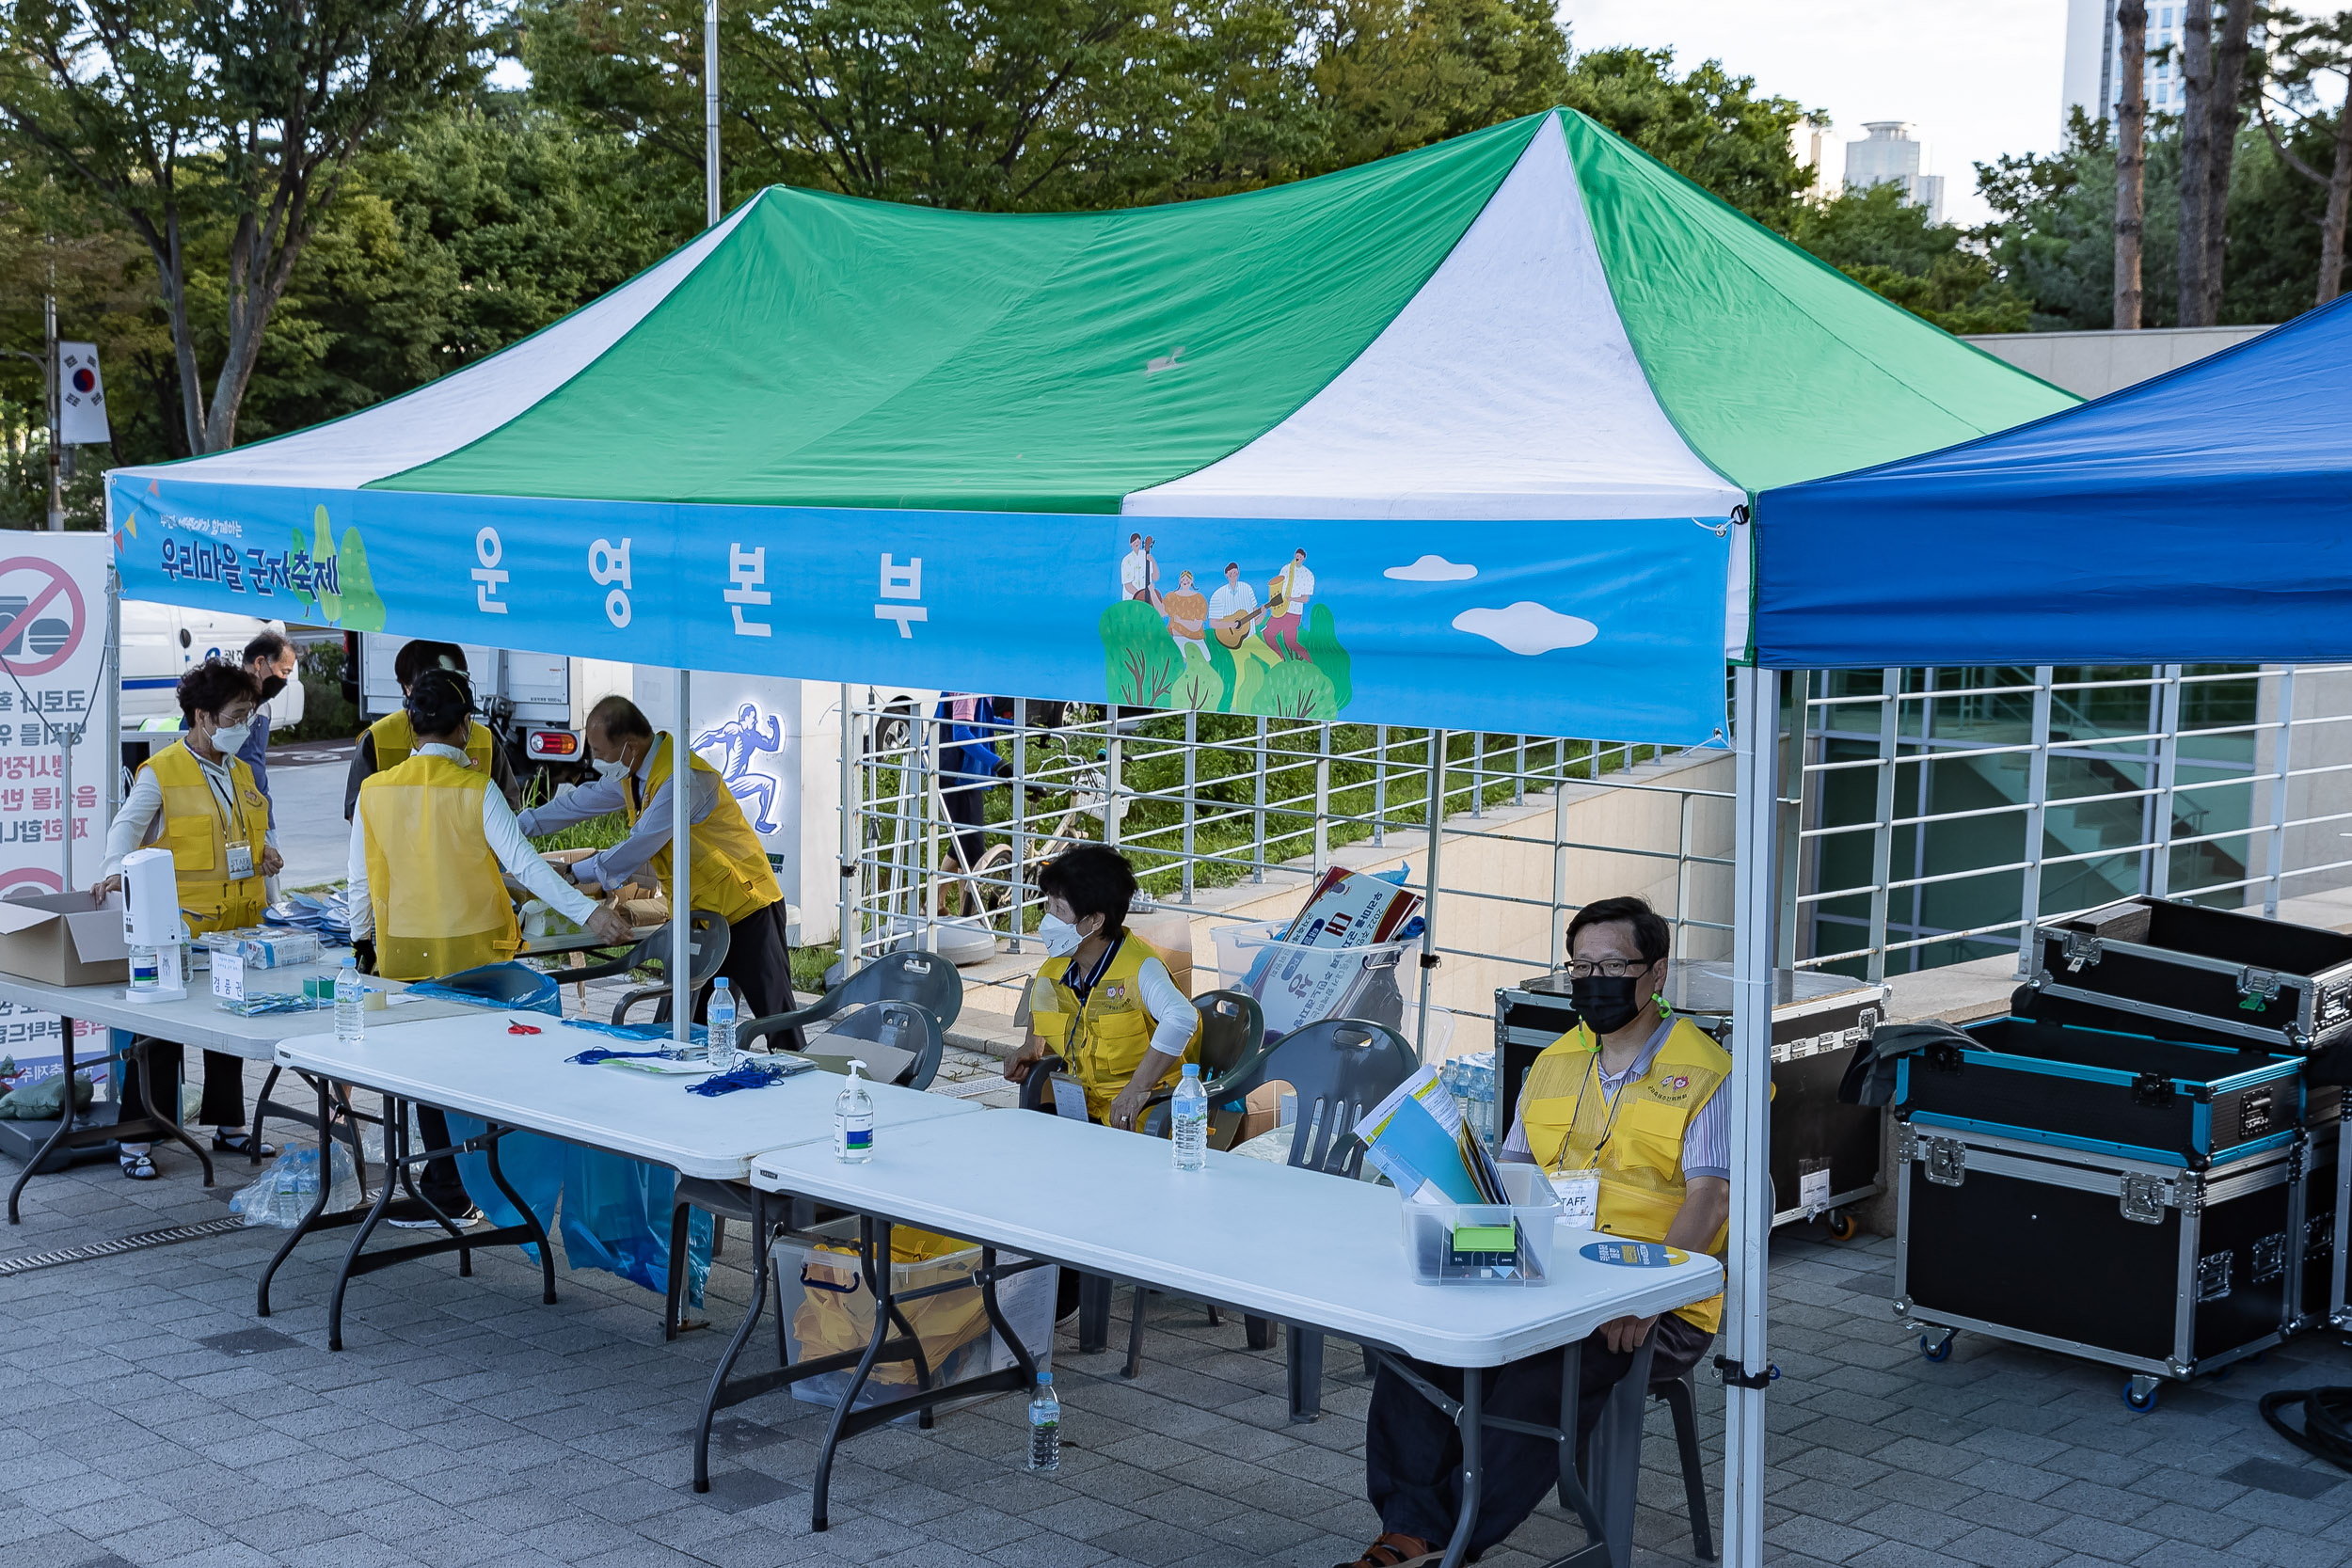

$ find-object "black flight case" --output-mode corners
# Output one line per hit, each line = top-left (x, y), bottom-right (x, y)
(1495, 964), (1887, 1235)
(1892, 1012), (2315, 1410)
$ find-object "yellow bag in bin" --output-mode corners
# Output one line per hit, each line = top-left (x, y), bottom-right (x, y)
(791, 1228), (991, 1388)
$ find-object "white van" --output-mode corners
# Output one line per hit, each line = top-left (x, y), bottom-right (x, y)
(119, 600), (306, 739)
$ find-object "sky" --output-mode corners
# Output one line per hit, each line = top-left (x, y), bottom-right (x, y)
(1562, 0), (2074, 227)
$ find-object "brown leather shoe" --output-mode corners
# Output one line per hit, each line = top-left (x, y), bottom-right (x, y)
(1334, 1533), (1440, 1568)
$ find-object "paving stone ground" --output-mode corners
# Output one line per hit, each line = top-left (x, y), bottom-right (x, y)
(3, 1060), (2348, 1568)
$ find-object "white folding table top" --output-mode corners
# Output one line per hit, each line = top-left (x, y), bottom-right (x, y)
(0, 958), (481, 1061)
(747, 1109), (1723, 1368)
(275, 1014), (982, 1180)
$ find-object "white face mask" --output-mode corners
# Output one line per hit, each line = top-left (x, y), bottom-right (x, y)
(209, 719), (253, 754)
(1038, 914), (1093, 958)
(593, 752), (632, 783)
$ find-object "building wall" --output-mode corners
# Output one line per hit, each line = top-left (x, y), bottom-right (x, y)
(1961, 325), (2272, 398)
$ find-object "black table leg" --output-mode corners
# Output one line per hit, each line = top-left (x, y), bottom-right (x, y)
(7, 1014), (82, 1224)
(695, 1189), (775, 1494)
(811, 1216), (898, 1531)
(1438, 1371), (1484, 1568)
(328, 1119), (403, 1351)
(131, 1036), (215, 1184)
(258, 1074), (341, 1318)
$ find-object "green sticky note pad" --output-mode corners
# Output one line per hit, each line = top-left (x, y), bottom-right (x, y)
(1452, 1225), (1516, 1251)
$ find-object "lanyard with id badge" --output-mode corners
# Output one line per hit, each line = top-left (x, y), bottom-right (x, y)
(211, 775), (258, 879)
(1549, 1055), (1623, 1231)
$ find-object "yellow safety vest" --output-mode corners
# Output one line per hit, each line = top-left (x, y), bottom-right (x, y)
(620, 736), (782, 926)
(357, 752), (519, 980)
(139, 740), (271, 934)
(1518, 1017), (1731, 1333)
(1027, 934), (1201, 1122)
(370, 709), (494, 774)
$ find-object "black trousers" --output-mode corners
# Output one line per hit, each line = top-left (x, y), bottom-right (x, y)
(412, 1106), (471, 1211)
(941, 779), (990, 872)
(120, 1040), (246, 1130)
(1365, 1311), (1715, 1558)
(703, 899), (798, 1028)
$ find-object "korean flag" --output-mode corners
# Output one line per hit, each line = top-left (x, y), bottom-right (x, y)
(57, 342), (110, 446)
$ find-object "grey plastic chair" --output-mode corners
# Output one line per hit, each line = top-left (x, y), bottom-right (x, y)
(1221, 1018), (1419, 1415)
(744, 949), (962, 1053)
(541, 909), (731, 1024)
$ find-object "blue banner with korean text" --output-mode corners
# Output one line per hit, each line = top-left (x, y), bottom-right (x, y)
(109, 476), (1732, 744)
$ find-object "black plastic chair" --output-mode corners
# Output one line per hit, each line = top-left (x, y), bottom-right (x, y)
(1211, 1018), (1419, 1416)
(542, 910), (731, 1024)
(664, 999), (948, 1336)
(1136, 990), (1267, 1141)
(744, 949), (963, 1053)
(1652, 1365), (1717, 1560)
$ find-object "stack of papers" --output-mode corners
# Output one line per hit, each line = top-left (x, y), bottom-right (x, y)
(266, 892), (353, 946)
(1353, 1066), (1511, 1206)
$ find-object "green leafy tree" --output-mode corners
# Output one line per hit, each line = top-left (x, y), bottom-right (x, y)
(0, 0), (485, 451)
(2254, 8), (2352, 305)
(1790, 182), (2031, 333)
(1307, 0), (1567, 171)
(1562, 45), (1815, 229)
(1101, 599), (1184, 705)
(1247, 659), (1338, 720)
(1297, 605), (1353, 709)
(1173, 656), (1225, 711)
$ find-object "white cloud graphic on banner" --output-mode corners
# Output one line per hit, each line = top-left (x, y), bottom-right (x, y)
(1452, 603), (1598, 656)
(1384, 555), (1477, 582)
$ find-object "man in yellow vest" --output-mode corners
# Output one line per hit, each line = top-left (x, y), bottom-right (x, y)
(348, 670), (630, 1225)
(517, 695), (796, 1022)
(1342, 895), (1730, 1568)
(342, 640), (519, 819)
(92, 661), (282, 1179)
(1002, 846), (1200, 1130)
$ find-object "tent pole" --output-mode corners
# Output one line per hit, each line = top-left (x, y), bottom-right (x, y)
(1724, 665), (1778, 1568)
(703, 1), (721, 228)
(1415, 729), (1445, 1060)
(673, 668), (692, 1043)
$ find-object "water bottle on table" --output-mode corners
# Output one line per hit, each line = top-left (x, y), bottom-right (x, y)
(1026, 1374), (1061, 1472)
(835, 1059), (874, 1164)
(707, 978), (738, 1070)
(1171, 1063), (1208, 1171)
(334, 961), (363, 1046)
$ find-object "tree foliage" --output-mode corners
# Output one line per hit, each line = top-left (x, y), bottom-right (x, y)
(1562, 45), (1814, 228)
(1790, 182), (2030, 334)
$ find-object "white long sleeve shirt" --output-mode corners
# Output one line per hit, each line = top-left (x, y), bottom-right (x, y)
(513, 751), (720, 892)
(103, 748), (281, 879)
(346, 743), (601, 941)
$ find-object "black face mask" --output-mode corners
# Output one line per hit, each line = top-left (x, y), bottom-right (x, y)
(1570, 974), (1647, 1037)
(257, 673), (288, 702)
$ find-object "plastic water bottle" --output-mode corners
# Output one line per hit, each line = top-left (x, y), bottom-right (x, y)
(1026, 1374), (1062, 1472)
(334, 962), (363, 1047)
(1172, 1063), (1208, 1171)
(835, 1060), (874, 1164)
(707, 979), (737, 1070)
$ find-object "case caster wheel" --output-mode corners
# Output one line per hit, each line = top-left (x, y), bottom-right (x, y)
(1824, 1211), (1857, 1242)
(2123, 1376), (2159, 1412)
(1919, 1331), (1955, 1363)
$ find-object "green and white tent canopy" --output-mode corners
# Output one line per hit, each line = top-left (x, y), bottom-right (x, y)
(114, 108), (2071, 739)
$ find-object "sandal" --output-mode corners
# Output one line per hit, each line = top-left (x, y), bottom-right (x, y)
(213, 1131), (277, 1157)
(1335, 1534), (1439, 1568)
(119, 1151), (159, 1180)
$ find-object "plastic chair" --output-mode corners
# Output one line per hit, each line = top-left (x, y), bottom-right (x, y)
(1206, 1018), (1419, 1415)
(542, 910), (731, 1024)
(758, 999), (945, 1092)
(1652, 1365), (1717, 1560)
(746, 949), (963, 1052)
(1136, 990), (1268, 1140)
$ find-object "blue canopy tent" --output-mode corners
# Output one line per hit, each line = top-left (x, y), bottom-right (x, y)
(1752, 294), (2352, 669)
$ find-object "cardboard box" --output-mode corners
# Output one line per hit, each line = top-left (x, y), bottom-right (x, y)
(0, 892), (130, 986)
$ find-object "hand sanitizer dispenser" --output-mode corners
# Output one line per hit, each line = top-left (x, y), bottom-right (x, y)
(122, 847), (187, 1003)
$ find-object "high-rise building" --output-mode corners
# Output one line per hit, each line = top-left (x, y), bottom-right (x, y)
(1789, 117), (1841, 204)
(2062, 0), (2192, 132)
(1844, 122), (1946, 224)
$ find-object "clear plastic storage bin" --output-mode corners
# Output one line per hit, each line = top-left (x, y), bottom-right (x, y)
(1212, 920), (1422, 1042)
(1401, 1164), (1562, 1285)
(775, 1219), (1056, 1421)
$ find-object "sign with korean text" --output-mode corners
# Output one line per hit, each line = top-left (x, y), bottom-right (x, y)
(0, 534), (111, 1089)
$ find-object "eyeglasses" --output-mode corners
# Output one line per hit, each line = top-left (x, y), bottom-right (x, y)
(1565, 958), (1655, 979)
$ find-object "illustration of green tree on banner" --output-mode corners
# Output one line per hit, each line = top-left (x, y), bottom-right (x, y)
(1099, 579), (1352, 717)
(290, 504), (389, 630)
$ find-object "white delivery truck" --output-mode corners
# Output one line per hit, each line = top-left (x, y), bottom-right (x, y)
(118, 601), (305, 773)
(343, 633), (632, 793)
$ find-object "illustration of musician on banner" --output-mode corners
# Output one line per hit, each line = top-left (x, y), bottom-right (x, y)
(1101, 543), (1353, 720)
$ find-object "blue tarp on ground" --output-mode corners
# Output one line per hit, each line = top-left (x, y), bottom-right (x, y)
(1751, 295), (2352, 671)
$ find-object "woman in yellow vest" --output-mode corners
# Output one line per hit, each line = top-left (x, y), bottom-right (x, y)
(347, 671), (630, 1227)
(516, 695), (795, 1022)
(1343, 895), (1731, 1568)
(90, 661), (280, 1180)
(1003, 846), (1200, 1129)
